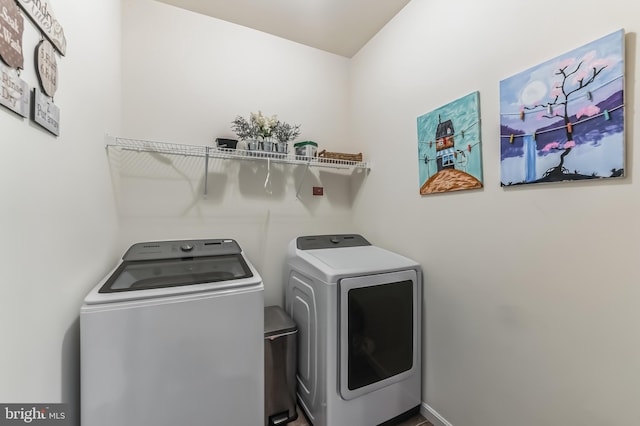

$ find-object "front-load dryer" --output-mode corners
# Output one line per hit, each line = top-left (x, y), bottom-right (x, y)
(285, 234), (422, 426)
(81, 239), (264, 426)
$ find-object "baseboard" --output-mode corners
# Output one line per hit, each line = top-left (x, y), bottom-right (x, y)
(420, 402), (453, 426)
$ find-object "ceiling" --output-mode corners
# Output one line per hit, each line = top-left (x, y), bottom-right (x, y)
(155, 0), (411, 58)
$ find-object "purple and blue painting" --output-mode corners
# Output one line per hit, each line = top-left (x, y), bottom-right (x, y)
(500, 29), (624, 186)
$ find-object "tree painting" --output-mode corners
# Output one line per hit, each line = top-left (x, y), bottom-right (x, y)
(417, 91), (483, 195)
(500, 30), (624, 186)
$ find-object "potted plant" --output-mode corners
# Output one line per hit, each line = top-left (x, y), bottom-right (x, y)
(250, 111), (279, 151)
(272, 121), (301, 153)
(231, 112), (299, 153)
(231, 115), (258, 150)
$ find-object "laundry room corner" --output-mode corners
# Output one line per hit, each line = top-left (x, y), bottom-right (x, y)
(115, 0), (362, 306)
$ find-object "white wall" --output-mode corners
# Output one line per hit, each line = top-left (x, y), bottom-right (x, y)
(118, 0), (360, 305)
(5, 1), (639, 425)
(0, 0), (122, 422)
(349, 1), (640, 425)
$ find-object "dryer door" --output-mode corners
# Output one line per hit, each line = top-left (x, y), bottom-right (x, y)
(338, 269), (418, 400)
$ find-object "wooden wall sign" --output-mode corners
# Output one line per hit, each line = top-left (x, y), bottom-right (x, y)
(0, 0), (24, 69)
(32, 87), (59, 135)
(35, 39), (56, 97)
(16, 0), (66, 56)
(0, 61), (29, 117)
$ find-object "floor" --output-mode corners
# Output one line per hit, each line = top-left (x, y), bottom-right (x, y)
(288, 405), (433, 426)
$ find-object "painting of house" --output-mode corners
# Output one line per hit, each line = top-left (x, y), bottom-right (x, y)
(416, 91), (483, 195)
(499, 29), (625, 186)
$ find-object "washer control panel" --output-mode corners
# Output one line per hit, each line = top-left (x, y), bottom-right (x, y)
(123, 239), (241, 261)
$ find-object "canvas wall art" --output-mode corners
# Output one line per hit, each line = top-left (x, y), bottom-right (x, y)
(416, 91), (483, 195)
(500, 29), (625, 186)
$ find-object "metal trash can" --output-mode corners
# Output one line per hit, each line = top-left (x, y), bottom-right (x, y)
(264, 305), (298, 426)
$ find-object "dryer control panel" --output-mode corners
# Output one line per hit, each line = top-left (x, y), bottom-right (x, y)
(296, 234), (371, 250)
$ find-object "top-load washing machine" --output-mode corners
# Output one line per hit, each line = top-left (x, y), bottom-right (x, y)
(285, 234), (422, 426)
(81, 238), (264, 426)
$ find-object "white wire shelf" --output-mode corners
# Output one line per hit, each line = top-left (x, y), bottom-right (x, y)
(105, 136), (370, 171)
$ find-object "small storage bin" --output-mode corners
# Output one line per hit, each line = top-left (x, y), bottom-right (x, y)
(264, 306), (298, 426)
(215, 138), (238, 149)
(293, 141), (318, 158)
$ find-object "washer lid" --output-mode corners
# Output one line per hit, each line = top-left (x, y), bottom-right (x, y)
(99, 253), (253, 294)
(84, 239), (264, 306)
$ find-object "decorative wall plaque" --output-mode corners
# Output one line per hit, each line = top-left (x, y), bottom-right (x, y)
(16, 0), (66, 56)
(35, 39), (57, 97)
(32, 87), (59, 135)
(0, 0), (24, 69)
(0, 61), (29, 117)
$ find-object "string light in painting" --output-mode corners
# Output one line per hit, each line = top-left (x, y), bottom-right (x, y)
(501, 74), (622, 118)
(500, 103), (623, 142)
(418, 120), (480, 149)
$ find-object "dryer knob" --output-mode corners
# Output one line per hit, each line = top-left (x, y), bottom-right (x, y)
(330, 237), (340, 244)
(180, 243), (194, 252)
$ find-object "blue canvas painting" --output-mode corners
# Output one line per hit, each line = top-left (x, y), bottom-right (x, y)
(500, 29), (625, 186)
(416, 91), (483, 195)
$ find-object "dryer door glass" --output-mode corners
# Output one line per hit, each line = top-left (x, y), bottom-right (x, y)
(99, 255), (253, 293)
(339, 269), (418, 400)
